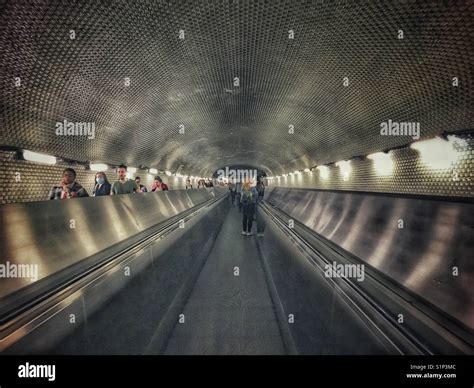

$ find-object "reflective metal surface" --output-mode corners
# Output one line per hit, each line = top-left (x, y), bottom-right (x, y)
(265, 187), (474, 330)
(2, 192), (229, 354)
(0, 188), (223, 300)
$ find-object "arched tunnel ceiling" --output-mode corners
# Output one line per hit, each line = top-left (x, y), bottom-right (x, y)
(1, 1), (472, 177)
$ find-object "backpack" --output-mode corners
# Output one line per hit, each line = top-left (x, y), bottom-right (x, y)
(241, 189), (253, 205)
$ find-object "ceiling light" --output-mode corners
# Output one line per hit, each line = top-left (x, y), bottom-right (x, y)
(90, 163), (108, 171)
(316, 165), (329, 179)
(410, 136), (465, 170)
(23, 150), (56, 165)
(367, 152), (393, 176)
(335, 160), (351, 180)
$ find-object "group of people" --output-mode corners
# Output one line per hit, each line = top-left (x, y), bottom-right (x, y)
(48, 165), (266, 237)
(228, 179), (265, 237)
(48, 164), (170, 200)
(197, 178), (214, 188)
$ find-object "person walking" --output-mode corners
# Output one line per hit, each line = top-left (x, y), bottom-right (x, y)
(240, 180), (258, 236)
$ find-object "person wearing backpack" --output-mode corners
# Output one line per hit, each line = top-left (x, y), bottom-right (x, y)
(240, 180), (258, 236)
(228, 180), (237, 206)
(255, 179), (266, 237)
(256, 180), (265, 200)
(235, 180), (243, 212)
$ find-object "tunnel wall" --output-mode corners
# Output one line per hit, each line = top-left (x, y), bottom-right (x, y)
(264, 134), (473, 198)
(0, 150), (189, 204)
(0, 187), (225, 308)
(264, 187), (474, 330)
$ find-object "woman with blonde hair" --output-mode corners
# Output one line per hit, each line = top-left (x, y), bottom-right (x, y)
(240, 180), (258, 236)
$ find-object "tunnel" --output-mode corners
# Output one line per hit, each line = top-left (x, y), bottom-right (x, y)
(0, 1), (473, 373)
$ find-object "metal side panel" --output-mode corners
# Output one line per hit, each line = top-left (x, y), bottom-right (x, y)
(0, 188), (224, 300)
(265, 188), (474, 331)
(3, 194), (229, 354)
(257, 205), (398, 355)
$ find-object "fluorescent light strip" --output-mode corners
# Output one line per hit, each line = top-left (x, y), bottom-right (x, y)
(410, 135), (465, 170)
(23, 150), (56, 165)
(367, 152), (393, 176)
(90, 163), (108, 171)
(316, 165), (329, 179)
